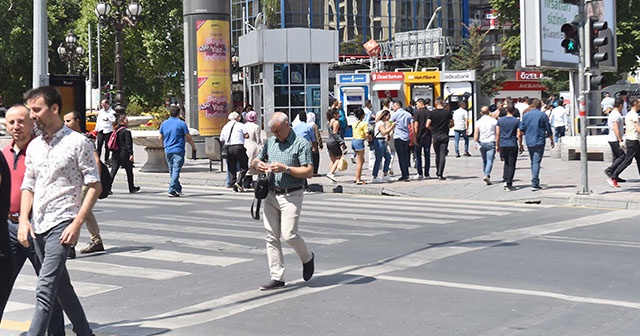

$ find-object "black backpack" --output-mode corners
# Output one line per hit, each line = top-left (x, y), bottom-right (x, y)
(98, 161), (112, 199)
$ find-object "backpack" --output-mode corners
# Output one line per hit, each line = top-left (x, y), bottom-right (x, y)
(98, 161), (112, 199)
(107, 127), (124, 151)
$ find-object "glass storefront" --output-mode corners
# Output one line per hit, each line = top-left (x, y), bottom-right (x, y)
(273, 63), (322, 125)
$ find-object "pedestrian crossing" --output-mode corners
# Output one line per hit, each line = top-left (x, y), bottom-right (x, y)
(2, 185), (540, 333)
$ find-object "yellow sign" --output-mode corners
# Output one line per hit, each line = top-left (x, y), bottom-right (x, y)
(403, 71), (440, 83)
(196, 19), (231, 136)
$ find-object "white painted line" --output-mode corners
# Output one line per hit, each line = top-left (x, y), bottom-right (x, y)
(536, 235), (640, 249)
(303, 200), (512, 217)
(93, 203), (152, 209)
(116, 210), (639, 330)
(112, 248), (251, 267)
(100, 220), (347, 245)
(3, 301), (33, 313)
(13, 274), (121, 298)
(323, 196), (539, 211)
(144, 215), (388, 237)
(66, 260), (189, 280)
(98, 198), (195, 206)
(376, 275), (640, 310)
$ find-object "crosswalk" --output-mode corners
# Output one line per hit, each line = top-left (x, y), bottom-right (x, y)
(2, 184), (540, 333)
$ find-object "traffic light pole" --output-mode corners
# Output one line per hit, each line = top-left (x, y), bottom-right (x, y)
(577, 0), (589, 195)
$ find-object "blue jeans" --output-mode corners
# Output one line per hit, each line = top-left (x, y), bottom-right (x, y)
(7, 220), (65, 335)
(554, 126), (566, 143)
(414, 139), (431, 177)
(372, 139), (390, 178)
(480, 142), (496, 177)
(166, 152), (185, 193)
(394, 139), (410, 179)
(527, 145), (545, 187)
(454, 130), (469, 155)
(31, 220), (92, 336)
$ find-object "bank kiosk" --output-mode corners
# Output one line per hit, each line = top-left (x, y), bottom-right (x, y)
(403, 71), (441, 106)
(335, 73), (370, 137)
(441, 70), (477, 136)
(371, 72), (405, 109)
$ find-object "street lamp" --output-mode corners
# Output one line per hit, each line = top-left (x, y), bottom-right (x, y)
(95, 0), (142, 115)
(57, 31), (85, 74)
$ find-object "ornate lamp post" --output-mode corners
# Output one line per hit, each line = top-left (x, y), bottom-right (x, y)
(57, 31), (85, 74)
(95, 0), (142, 115)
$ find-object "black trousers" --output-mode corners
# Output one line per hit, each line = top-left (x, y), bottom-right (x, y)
(312, 150), (320, 175)
(605, 141), (626, 176)
(613, 140), (640, 179)
(432, 133), (449, 177)
(111, 154), (136, 191)
(227, 145), (249, 186)
(97, 131), (111, 162)
(501, 146), (518, 186)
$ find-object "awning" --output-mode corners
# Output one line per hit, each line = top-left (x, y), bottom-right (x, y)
(373, 83), (402, 99)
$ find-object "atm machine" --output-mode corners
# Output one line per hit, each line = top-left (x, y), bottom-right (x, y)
(441, 70), (477, 136)
(335, 73), (370, 138)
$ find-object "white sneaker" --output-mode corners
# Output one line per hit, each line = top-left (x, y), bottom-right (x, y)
(382, 175), (393, 182)
(412, 174), (423, 180)
(372, 177), (384, 183)
(326, 173), (337, 182)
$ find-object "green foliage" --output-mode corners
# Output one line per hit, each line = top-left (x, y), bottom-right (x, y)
(262, 0), (281, 29)
(450, 25), (506, 98)
(143, 105), (170, 129)
(126, 100), (144, 116)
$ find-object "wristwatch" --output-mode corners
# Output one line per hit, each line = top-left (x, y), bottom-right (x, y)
(285, 166), (291, 174)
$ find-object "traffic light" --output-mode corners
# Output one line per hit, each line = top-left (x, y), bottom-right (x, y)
(590, 74), (605, 88)
(561, 21), (580, 55)
(589, 18), (609, 67)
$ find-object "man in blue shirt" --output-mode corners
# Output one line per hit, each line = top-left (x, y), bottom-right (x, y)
(159, 106), (197, 197)
(518, 98), (554, 191)
(292, 111), (316, 191)
(391, 100), (413, 181)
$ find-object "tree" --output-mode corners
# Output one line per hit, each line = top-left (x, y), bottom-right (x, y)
(449, 25), (506, 98)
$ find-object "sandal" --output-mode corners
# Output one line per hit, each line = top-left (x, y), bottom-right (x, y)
(355, 180), (367, 185)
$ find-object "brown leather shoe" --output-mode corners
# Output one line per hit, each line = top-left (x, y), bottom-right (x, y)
(80, 242), (105, 254)
(259, 280), (285, 290)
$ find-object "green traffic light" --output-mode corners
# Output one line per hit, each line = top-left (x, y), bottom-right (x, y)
(567, 41), (575, 50)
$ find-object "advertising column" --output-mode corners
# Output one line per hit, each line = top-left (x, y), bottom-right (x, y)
(184, 0), (231, 136)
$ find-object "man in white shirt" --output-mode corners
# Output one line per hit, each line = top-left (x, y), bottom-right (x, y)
(96, 99), (116, 164)
(604, 98), (625, 184)
(19, 86), (100, 336)
(514, 96), (530, 116)
(601, 92), (614, 113)
(608, 98), (640, 188)
(474, 106), (498, 185)
(550, 100), (568, 143)
(452, 101), (471, 157)
(220, 112), (249, 192)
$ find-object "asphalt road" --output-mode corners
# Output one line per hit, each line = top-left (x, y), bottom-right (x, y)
(2, 181), (640, 335)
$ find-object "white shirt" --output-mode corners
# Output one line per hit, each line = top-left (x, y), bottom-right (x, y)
(96, 108), (116, 133)
(625, 110), (640, 141)
(514, 102), (529, 115)
(476, 115), (497, 142)
(452, 108), (468, 131)
(607, 109), (623, 142)
(550, 106), (568, 128)
(21, 126), (100, 234)
(220, 121), (248, 145)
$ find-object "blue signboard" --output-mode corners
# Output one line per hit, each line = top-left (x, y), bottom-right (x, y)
(338, 74), (368, 84)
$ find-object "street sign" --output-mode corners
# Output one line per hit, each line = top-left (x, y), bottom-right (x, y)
(392, 28), (447, 60)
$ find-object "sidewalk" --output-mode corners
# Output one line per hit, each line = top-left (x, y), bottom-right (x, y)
(120, 137), (640, 209)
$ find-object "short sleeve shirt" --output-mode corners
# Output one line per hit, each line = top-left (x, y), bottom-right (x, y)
(257, 130), (312, 188)
(351, 120), (368, 140)
(21, 126), (100, 233)
(429, 109), (452, 135)
(625, 110), (640, 141)
(607, 110), (623, 142)
(412, 108), (431, 142)
(159, 117), (190, 154)
(497, 116), (520, 147)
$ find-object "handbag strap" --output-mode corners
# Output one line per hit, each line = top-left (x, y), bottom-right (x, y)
(226, 122), (236, 144)
(251, 198), (261, 220)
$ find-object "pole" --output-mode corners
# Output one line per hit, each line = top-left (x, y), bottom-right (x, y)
(88, 23), (93, 114)
(33, 0), (48, 87)
(113, 18), (126, 115)
(97, 22), (102, 102)
(577, 0), (589, 195)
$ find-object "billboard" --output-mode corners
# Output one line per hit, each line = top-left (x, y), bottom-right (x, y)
(520, 0), (617, 72)
(196, 19), (231, 136)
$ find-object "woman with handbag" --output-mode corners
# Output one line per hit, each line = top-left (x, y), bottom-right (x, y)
(372, 109), (395, 183)
(351, 108), (368, 184)
(325, 108), (346, 182)
(110, 115), (140, 193)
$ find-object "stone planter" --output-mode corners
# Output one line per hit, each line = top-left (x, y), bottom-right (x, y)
(133, 136), (168, 173)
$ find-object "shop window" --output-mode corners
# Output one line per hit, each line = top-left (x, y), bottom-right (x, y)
(274, 86), (289, 106)
(306, 64), (320, 84)
(274, 63), (288, 84)
(290, 86), (305, 106)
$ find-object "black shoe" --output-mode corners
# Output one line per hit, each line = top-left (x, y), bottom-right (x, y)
(129, 186), (140, 193)
(604, 169), (612, 178)
(80, 242), (105, 254)
(464, 152), (471, 157)
(67, 246), (76, 259)
(438, 176), (446, 181)
(303, 253), (315, 281)
(616, 177), (626, 183)
(168, 191), (180, 197)
(455, 154), (461, 158)
(259, 280), (285, 291)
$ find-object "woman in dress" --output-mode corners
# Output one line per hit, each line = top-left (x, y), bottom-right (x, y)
(110, 114), (140, 193)
(325, 108), (346, 182)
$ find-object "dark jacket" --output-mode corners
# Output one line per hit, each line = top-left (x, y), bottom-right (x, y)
(113, 126), (133, 158)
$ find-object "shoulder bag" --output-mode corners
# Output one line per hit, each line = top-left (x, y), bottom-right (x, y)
(221, 122), (236, 160)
